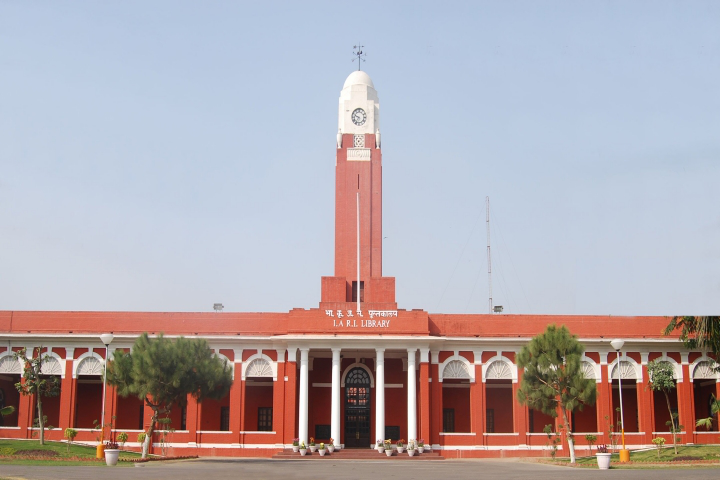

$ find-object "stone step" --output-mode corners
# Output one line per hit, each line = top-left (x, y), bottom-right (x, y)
(272, 448), (444, 460)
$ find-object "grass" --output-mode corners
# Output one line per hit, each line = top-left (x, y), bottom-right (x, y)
(0, 438), (141, 467)
(550, 445), (720, 468)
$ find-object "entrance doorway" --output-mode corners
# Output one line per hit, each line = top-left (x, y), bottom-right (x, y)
(344, 367), (371, 448)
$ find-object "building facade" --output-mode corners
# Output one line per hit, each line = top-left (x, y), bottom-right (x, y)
(1, 70), (718, 458)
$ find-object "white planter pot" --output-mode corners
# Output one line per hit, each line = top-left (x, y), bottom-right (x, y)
(309, 445), (317, 452)
(319, 448), (327, 456)
(104, 449), (120, 466)
(385, 449), (393, 456)
(596, 453), (612, 470)
(299, 448), (307, 456)
(408, 449), (416, 457)
(378, 446), (385, 453)
(418, 446), (424, 453)
(292, 446), (299, 453)
(327, 445), (335, 453)
(397, 446), (404, 453)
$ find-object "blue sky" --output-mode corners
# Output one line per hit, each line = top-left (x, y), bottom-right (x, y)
(1, 1), (718, 315)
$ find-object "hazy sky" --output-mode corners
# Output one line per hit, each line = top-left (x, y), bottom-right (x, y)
(1, 1), (718, 316)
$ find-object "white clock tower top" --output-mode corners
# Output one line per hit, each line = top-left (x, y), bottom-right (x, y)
(338, 70), (380, 136)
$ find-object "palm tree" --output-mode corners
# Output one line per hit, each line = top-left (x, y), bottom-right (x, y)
(695, 394), (720, 431)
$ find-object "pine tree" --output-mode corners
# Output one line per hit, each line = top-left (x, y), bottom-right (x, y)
(106, 333), (233, 458)
(516, 324), (597, 463)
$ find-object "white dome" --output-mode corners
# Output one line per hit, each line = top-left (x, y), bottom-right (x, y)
(343, 70), (374, 89)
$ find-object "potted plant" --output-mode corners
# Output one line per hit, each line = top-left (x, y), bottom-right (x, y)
(104, 436), (121, 466)
(308, 437), (317, 452)
(396, 438), (405, 453)
(376, 439), (384, 453)
(292, 438), (300, 453)
(384, 439), (393, 456)
(596, 444), (611, 470)
(407, 440), (416, 457)
(417, 439), (425, 454)
(299, 441), (307, 456)
(327, 438), (335, 453)
(318, 442), (327, 456)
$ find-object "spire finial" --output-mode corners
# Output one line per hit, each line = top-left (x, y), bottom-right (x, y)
(352, 44), (366, 71)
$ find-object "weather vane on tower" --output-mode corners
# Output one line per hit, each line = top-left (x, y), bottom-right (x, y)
(352, 44), (366, 71)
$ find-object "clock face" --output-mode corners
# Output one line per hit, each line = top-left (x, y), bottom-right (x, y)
(351, 108), (367, 126)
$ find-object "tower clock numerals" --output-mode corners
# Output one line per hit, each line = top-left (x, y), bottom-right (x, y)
(351, 108), (367, 126)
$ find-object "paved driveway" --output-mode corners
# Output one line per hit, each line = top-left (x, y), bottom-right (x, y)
(2, 458), (719, 480)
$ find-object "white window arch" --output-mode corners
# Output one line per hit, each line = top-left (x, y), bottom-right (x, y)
(241, 353), (277, 381)
(0, 351), (22, 375)
(73, 351), (104, 378)
(690, 356), (719, 383)
(341, 362), (375, 387)
(608, 356), (642, 382)
(40, 352), (65, 377)
(482, 355), (517, 383)
(581, 355), (600, 384)
(439, 355), (474, 383)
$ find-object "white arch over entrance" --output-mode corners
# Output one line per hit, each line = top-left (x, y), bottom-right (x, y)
(482, 355), (517, 383)
(608, 357), (642, 382)
(242, 353), (277, 381)
(341, 362), (375, 387)
(690, 356), (719, 383)
(439, 355), (475, 383)
(73, 351), (104, 378)
(0, 351), (22, 375)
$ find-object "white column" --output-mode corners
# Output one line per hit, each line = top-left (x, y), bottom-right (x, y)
(407, 348), (417, 441)
(331, 348), (341, 446)
(375, 348), (385, 444)
(299, 348), (309, 444)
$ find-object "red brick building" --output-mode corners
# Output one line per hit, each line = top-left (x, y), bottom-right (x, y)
(1, 70), (717, 457)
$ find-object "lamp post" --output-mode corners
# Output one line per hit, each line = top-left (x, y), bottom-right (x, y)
(97, 333), (114, 459)
(610, 338), (630, 462)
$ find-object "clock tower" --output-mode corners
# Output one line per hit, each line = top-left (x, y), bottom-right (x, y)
(321, 70), (396, 309)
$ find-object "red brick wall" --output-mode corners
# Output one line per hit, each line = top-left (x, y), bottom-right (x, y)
(74, 381), (102, 428)
(244, 385), (273, 431)
(442, 384), (470, 433)
(485, 382), (514, 433)
(115, 394), (143, 430)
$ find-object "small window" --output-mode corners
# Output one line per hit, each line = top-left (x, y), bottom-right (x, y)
(139, 405), (144, 431)
(351, 281), (364, 303)
(443, 408), (455, 433)
(486, 409), (494, 433)
(181, 406), (187, 430)
(220, 406), (230, 431)
(258, 407), (272, 432)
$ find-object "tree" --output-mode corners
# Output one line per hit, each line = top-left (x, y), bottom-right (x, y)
(13, 347), (60, 445)
(646, 359), (682, 455)
(516, 324), (597, 464)
(664, 316), (720, 362)
(106, 333), (233, 458)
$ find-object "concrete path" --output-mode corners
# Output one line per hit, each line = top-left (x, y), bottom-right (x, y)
(1, 458), (719, 480)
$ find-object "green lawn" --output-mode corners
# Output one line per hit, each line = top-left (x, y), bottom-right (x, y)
(557, 445), (720, 468)
(0, 438), (141, 466)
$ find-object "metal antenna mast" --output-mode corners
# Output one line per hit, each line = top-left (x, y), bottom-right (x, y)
(352, 44), (366, 70)
(486, 196), (493, 314)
